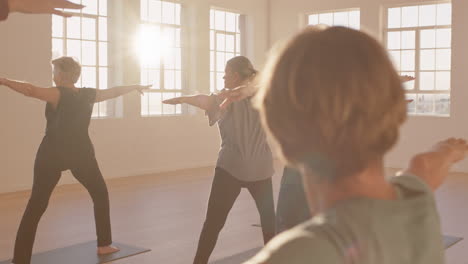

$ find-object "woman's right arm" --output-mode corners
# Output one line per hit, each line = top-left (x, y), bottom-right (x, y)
(0, 77), (59, 106)
(163, 94), (215, 111)
(402, 138), (468, 191)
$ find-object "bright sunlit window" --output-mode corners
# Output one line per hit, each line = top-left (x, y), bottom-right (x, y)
(52, 0), (109, 118)
(308, 9), (360, 29)
(386, 2), (452, 115)
(139, 0), (183, 116)
(210, 9), (243, 92)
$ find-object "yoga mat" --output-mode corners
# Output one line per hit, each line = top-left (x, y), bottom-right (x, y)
(443, 235), (463, 249)
(0, 241), (150, 264)
(211, 248), (261, 264)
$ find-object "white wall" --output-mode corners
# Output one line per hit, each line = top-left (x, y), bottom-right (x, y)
(0, 0), (270, 194)
(269, 0), (468, 172)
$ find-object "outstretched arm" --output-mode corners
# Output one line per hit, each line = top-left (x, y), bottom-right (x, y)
(0, 77), (59, 105)
(7, 0), (84, 18)
(95, 85), (150, 103)
(163, 94), (216, 111)
(401, 138), (468, 191)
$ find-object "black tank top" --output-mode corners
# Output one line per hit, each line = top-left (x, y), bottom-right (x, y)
(43, 87), (96, 159)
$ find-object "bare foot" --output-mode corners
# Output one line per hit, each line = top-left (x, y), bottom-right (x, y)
(97, 245), (120, 255)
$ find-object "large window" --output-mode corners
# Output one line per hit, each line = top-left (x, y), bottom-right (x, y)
(52, 0), (109, 118)
(385, 3), (452, 115)
(308, 9), (360, 29)
(139, 0), (183, 116)
(210, 9), (243, 92)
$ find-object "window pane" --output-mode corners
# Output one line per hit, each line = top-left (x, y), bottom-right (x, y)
(82, 41), (96, 65)
(141, 69), (148, 86)
(420, 72), (435, 90)
(387, 32), (400, 49)
(82, 0), (98, 15)
(215, 10), (225, 31)
(388, 8), (401, 28)
(401, 31), (415, 49)
(401, 72), (415, 90)
(210, 51), (215, 71)
(175, 47), (181, 70)
(162, 1), (175, 24)
(333, 12), (348, 27)
(148, 0), (162, 23)
(226, 12), (236, 32)
(99, 0), (107, 16)
(389, 50), (401, 70)
(163, 47), (176, 69)
(318, 13), (333, 25)
(99, 67), (108, 89)
(82, 66), (96, 88)
(309, 14), (318, 25)
(164, 70), (175, 90)
(436, 29), (451, 48)
(419, 5), (436, 26)
(436, 72), (450, 91)
(175, 28), (181, 47)
(99, 17), (107, 41)
(416, 93), (434, 114)
(420, 49), (435, 71)
(216, 52), (225, 72)
(148, 69), (160, 89)
(236, 33), (241, 53)
(52, 16), (63, 38)
(436, 49), (451, 70)
(175, 70), (182, 90)
(82, 17), (96, 40)
(210, 30), (215, 50)
(67, 39), (81, 61)
(149, 92), (162, 115)
(435, 94), (450, 115)
(216, 33), (226, 52)
(141, 0), (148, 20)
(99, 42), (107, 67)
(349, 11), (360, 29)
(225, 52), (234, 62)
(141, 92), (149, 116)
(436, 3), (451, 26)
(401, 50), (415, 71)
(406, 93), (416, 113)
(175, 4), (181, 25)
(216, 72), (224, 90)
(52, 38), (63, 59)
(67, 16), (81, 39)
(210, 72), (215, 92)
(226, 34), (235, 52)
(401, 6), (418, 28)
(420, 29), (436, 49)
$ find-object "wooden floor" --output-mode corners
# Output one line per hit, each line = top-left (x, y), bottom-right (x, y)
(1, 165), (468, 264)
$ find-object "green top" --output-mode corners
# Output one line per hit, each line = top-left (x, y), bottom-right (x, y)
(245, 174), (444, 264)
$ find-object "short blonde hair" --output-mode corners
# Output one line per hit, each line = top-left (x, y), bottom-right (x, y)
(52, 56), (81, 84)
(256, 26), (407, 181)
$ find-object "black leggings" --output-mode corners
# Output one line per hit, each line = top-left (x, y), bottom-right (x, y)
(193, 167), (275, 264)
(12, 145), (112, 264)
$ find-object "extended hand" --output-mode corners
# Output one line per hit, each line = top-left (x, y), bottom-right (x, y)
(8, 0), (84, 17)
(134, 85), (151, 95)
(162, 97), (185, 105)
(400, 75), (415, 83)
(219, 84), (254, 110)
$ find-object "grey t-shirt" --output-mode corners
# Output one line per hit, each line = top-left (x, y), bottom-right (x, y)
(245, 174), (444, 264)
(206, 94), (274, 182)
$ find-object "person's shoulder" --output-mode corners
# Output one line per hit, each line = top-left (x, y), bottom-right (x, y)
(244, 223), (341, 264)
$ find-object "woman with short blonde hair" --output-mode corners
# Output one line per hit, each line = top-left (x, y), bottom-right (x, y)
(244, 26), (468, 264)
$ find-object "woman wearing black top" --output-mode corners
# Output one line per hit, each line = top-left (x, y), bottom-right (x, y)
(0, 56), (148, 264)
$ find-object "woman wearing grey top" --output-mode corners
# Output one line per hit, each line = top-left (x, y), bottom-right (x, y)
(163, 56), (275, 264)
